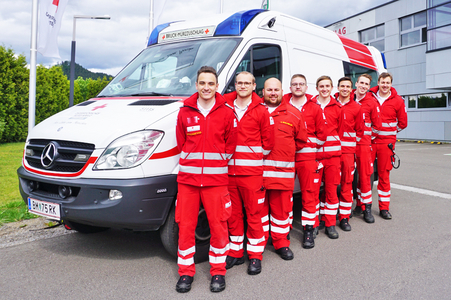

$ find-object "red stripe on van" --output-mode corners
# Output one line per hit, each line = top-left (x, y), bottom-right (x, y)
(23, 156), (98, 177)
(337, 35), (377, 70)
(149, 146), (181, 160)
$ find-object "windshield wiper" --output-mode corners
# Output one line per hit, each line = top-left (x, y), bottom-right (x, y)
(130, 92), (173, 97)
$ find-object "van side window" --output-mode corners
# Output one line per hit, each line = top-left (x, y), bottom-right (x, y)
(343, 61), (378, 88)
(225, 44), (282, 96)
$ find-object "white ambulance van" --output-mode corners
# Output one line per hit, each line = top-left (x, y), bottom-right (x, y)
(18, 9), (386, 256)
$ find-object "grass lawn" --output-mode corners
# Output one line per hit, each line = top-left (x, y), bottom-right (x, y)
(0, 142), (38, 225)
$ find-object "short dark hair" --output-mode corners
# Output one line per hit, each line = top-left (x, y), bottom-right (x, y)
(316, 75), (333, 87)
(378, 72), (393, 83)
(338, 76), (353, 86)
(197, 66), (218, 82)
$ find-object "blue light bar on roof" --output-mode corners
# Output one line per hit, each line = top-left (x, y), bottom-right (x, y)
(147, 22), (171, 46)
(214, 9), (266, 37)
(381, 52), (387, 69)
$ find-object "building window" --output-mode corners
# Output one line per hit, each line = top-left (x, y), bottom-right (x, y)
(360, 24), (385, 52)
(427, 1), (451, 51)
(406, 93), (448, 109)
(408, 96), (417, 108)
(418, 93), (447, 108)
(400, 12), (427, 47)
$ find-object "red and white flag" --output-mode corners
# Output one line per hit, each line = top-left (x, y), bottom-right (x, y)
(37, 0), (68, 58)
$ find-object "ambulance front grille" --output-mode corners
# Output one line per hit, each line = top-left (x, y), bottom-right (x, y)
(25, 139), (95, 173)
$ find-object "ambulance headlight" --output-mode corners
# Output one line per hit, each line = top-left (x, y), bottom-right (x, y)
(94, 130), (164, 170)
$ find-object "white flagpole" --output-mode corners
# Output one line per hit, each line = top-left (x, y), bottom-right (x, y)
(29, 0), (38, 131)
(148, 0), (154, 43)
(220, 0), (224, 13)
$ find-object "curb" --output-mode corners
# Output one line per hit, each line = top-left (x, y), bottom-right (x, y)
(396, 139), (448, 145)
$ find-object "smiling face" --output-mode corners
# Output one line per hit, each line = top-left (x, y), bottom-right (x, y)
(263, 78), (283, 107)
(316, 79), (332, 99)
(355, 76), (371, 96)
(196, 72), (218, 102)
(338, 80), (352, 100)
(378, 75), (392, 97)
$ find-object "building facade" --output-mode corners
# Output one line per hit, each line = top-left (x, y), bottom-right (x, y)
(326, 0), (451, 142)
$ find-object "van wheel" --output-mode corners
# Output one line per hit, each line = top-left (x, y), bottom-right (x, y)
(64, 220), (109, 234)
(159, 205), (211, 263)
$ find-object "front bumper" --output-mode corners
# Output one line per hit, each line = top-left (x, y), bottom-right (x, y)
(17, 166), (177, 231)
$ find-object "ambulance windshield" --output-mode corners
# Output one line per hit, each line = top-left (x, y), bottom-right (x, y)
(99, 38), (240, 97)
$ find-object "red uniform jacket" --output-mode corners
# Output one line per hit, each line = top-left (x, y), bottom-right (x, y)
(335, 93), (364, 154)
(263, 99), (307, 190)
(283, 93), (326, 162)
(354, 91), (382, 146)
(176, 92), (237, 187)
(369, 86), (408, 144)
(224, 91), (275, 176)
(315, 95), (342, 160)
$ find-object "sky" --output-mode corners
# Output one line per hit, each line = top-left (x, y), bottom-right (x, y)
(0, 0), (392, 76)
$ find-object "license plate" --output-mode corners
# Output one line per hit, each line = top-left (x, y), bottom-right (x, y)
(28, 198), (61, 220)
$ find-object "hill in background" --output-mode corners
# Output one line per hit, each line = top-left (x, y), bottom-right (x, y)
(57, 61), (113, 80)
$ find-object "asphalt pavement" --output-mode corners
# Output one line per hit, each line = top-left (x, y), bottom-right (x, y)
(1, 142), (451, 299)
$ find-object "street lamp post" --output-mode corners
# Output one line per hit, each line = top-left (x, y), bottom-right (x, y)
(69, 15), (110, 107)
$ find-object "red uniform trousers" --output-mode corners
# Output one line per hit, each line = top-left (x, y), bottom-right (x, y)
(371, 143), (393, 211)
(296, 160), (321, 227)
(356, 144), (374, 209)
(227, 175), (266, 260)
(176, 183), (231, 277)
(260, 189), (293, 250)
(318, 156), (341, 227)
(339, 153), (355, 220)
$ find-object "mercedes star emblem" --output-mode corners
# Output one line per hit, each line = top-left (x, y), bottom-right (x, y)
(41, 142), (58, 169)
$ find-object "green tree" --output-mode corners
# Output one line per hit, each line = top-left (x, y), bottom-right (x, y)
(35, 65), (70, 124)
(0, 46), (29, 143)
(86, 76), (110, 99)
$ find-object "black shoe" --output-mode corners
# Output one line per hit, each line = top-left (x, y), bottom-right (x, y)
(313, 227), (318, 239)
(364, 204), (375, 223)
(303, 225), (315, 249)
(380, 210), (392, 220)
(325, 226), (339, 239)
(339, 218), (351, 231)
(247, 258), (261, 275)
(318, 220), (325, 230)
(176, 275), (193, 293)
(225, 255), (244, 269)
(210, 275), (226, 293)
(353, 205), (363, 216)
(275, 247), (294, 260)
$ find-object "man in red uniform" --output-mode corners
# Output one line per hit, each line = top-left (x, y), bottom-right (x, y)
(223, 71), (274, 275)
(335, 77), (363, 231)
(260, 78), (307, 260)
(315, 75), (342, 239)
(369, 72), (408, 219)
(285, 74), (326, 249)
(175, 66), (237, 293)
(354, 74), (382, 223)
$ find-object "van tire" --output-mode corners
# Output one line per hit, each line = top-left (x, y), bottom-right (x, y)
(64, 220), (109, 234)
(159, 204), (211, 263)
